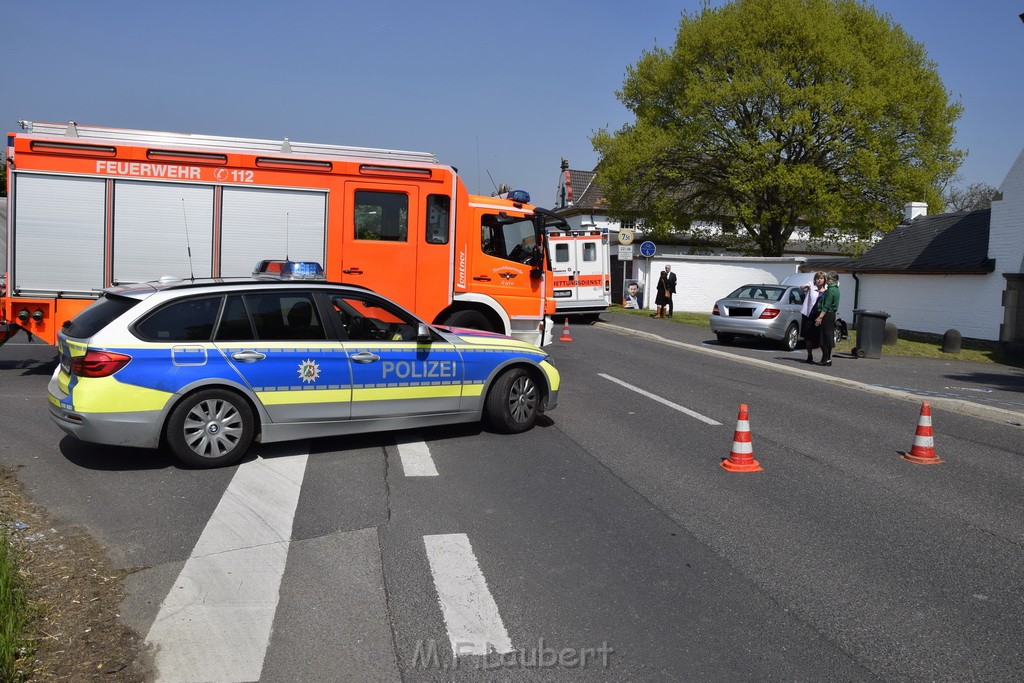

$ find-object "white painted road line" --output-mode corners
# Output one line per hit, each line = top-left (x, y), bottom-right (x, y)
(397, 439), (439, 477)
(146, 452), (309, 683)
(599, 373), (723, 426)
(423, 533), (513, 657)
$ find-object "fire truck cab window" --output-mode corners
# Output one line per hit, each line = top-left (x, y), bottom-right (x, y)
(481, 214), (541, 266)
(354, 191), (408, 242)
(426, 195), (450, 245)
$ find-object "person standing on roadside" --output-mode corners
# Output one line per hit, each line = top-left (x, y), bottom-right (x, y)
(800, 271), (826, 364)
(652, 268), (670, 318)
(664, 264), (677, 317)
(814, 271), (840, 366)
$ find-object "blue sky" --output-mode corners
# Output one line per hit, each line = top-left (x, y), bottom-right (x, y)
(4, 1), (1023, 208)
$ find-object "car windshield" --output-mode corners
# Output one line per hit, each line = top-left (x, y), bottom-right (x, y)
(728, 285), (786, 302)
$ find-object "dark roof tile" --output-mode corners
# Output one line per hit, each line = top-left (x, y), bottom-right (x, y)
(851, 209), (994, 273)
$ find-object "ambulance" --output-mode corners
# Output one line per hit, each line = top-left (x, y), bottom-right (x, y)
(547, 226), (611, 316)
(1, 120), (566, 349)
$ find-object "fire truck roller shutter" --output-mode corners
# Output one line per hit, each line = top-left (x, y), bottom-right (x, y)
(112, 181), (214, 283)
(220, 187), (327, 277)
(14, 174), (106, 294)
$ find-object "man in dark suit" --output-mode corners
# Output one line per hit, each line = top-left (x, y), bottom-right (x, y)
(663, 264), (677, 317)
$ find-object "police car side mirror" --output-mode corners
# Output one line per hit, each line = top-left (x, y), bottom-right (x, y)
(416, 323), (434, 343)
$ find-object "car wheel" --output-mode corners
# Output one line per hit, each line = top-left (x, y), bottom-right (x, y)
(444, 309), (495, 332)
(485, 367), (539, 433)
(716, 333), (735, 345)
(780, 323), (799, 352)
(166, 389), (254, 468)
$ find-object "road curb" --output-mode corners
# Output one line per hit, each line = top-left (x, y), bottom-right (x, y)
(595, 321), (1024, 428)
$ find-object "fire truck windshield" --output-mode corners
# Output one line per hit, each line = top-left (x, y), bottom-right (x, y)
(481, 215), (543, 266)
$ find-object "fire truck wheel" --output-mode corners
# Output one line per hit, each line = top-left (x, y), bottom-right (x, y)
(165, 389), (255, 468)
(444, 309), (494, 332)
(485, 367), (539, 433)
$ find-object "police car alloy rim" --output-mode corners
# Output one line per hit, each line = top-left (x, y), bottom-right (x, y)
(183, 397), (244, 458)
(508, 375), (538, 423)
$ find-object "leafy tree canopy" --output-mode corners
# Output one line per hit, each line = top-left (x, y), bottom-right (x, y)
(592, 0), (963, 256)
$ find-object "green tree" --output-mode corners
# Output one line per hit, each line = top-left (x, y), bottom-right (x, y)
(592, 0), (963, 256)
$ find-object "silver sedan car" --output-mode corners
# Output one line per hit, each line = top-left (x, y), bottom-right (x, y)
(710, 284), (808, 351)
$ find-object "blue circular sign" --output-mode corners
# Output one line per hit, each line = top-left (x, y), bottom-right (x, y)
(639, 241), (656, 257)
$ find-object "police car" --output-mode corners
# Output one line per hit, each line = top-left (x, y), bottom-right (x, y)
(48, 262), (559, 468)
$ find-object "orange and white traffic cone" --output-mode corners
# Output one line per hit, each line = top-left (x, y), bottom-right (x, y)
(721, 404), (763, 472)
(901, 401), (942, 464)
(558, 317), (573, 342)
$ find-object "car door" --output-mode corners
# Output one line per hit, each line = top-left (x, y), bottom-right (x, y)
(324, 290), (465, 421)
(215, 290), (352, 423)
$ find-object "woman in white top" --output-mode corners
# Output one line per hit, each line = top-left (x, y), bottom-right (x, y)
(800, 272), (827, 364)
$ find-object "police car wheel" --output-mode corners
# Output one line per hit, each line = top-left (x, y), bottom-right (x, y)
(485, 367), (539, 433)
(166, 389), (255, 468)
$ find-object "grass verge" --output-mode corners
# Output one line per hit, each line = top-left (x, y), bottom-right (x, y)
(0, 524), (32, 682)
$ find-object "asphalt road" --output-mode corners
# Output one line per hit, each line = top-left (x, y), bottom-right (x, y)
(1, 318), (1022, 681)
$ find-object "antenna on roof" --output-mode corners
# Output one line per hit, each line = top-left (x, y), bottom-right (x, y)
(285, 212), (291, 261)
(180, 199), (196, 281)
(486, 169), (500, 196)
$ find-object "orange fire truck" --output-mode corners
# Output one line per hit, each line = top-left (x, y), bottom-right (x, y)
(1, 120), (566, 348)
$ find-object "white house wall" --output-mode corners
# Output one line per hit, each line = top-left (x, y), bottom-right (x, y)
(857, 273), (997, 340)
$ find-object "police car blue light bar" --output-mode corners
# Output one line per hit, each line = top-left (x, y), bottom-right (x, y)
(507, 189), (530, 203)
(251, 260), (326, 280)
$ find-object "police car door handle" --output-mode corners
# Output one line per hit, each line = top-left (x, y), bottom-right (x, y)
(231, 351), (266, 363)
(350, 352), (380, 364)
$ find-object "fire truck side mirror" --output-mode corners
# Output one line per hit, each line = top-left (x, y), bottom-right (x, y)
(530, 268), (543, 280)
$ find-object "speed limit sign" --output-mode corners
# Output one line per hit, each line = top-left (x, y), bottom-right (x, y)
(618, 228), (635, 245)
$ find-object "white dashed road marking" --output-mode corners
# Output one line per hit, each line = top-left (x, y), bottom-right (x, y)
(599, 373), (723, 425)
(423, 533), (513, 657)
(397, 438), (439, 476)
(146, 452), (309, 683)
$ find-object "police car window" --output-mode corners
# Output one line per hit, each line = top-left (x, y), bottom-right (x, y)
(63, 294), (139, 339)
(329, 293), (418, 342)
(136, 296), (223, 342)
(215, 295), (255, 341)
(355, 190), (409, 242)
(245, 292), (325, 342)
(426, 194), (450, 245)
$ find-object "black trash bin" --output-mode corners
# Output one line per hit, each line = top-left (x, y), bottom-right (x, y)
(852, 309), (890, 358)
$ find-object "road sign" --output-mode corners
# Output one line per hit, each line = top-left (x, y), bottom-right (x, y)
(617, 245), (634, 260)
(639, 241), (656, 257)
(618, 228), (635, 245)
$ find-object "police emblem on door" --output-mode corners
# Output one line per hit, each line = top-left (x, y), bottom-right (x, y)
(298, 359), (321, 383)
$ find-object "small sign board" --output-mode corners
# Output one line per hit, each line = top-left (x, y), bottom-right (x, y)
(639, 241), (656, 257)
(618, 228), (635, 245)
(617, 245), (634, 260)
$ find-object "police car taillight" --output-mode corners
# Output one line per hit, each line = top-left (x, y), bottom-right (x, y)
(70, 351), (131, 378)
(252, 260), (326, 280)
